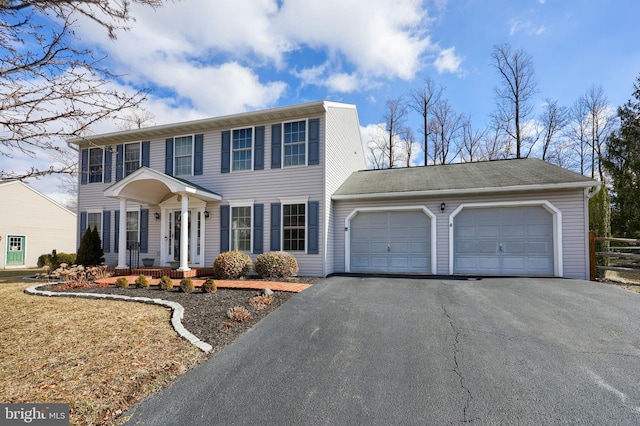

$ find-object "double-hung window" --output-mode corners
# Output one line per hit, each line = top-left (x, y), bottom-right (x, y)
(88, 148), (104, 183)
(87, 212), (102, 239)
(124, 142), (141, 176)
(232, 128), (253, 171)
(126, 211), (139, 250)
(283, 203), (305, 251)
(283, 121), (306, 166)
(174, 136), (193, 176)
(231, 206), (252, 251)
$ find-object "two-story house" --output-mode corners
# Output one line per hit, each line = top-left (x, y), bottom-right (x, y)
(70, 100), (598, 280)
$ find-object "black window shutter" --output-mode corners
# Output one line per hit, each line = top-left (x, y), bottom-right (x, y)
(194, 134), (203, 175)
(142, 141), (150, 167)
(116, 144), (124, 181)
(220, 205), (230, 252)
(221, 131), (231, 173)
(271, 124), (281, 169)
(254, 126), (264, 170)
(81, 149), (88, 185)
(140, 209), (149, 253)
(270, 203), (281, 251)
(253, 204), (264, 254)
(165, 138), (174, 175)
(308, 118), (320, 165)
(103, 211), (111, 253)
(308, 201), (319, 254)
(114, 210), (120, 253)
(80, 212), (87, 238)
(104, 150), (112, 183)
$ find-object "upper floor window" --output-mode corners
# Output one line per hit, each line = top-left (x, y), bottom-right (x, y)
(283, 203), (305, 251)
(174, 135), (193, 176)
(124, 142), (141, 176)
(232, 128), (253, 171)
(88, 148), (103, 183)
(283, 121), (306, 167)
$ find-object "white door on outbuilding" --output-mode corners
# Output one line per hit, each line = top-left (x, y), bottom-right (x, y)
(349, 210), (431, 273)
(453, 206), (554, 275)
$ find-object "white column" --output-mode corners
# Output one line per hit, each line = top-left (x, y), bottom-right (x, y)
(177, 194), (191, 271)
(116, 198), (128, 269)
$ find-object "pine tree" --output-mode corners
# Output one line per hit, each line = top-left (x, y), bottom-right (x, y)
(602, 75), (640, 238)
(76, 226), (105, 266)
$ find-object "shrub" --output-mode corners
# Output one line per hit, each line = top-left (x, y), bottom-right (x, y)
(135, 275), (150, 288)
(114, 277), (129, 288)
(202, 278), (217, 293)
(159, 275), (173, 291)
(76, 226), (105, 266)
(227, 306), (251, 322)
(249, 294), (273, 310)
(180, 277), (195, 293)
(38, 251), (76, 270)
(254, 251), (298, 279)
(213, 251), (253, 279)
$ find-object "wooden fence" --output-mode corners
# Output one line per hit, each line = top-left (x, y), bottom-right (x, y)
(589, 231), (640, 280)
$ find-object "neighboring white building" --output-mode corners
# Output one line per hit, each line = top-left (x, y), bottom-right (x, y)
(0, 180), (77, 269)
(69, 100), (599, 279)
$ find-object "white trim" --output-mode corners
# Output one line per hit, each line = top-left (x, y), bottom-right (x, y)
(228, 199), (255, 207)
(448, 200), (563, 277)
(279, 196), (309, 204)
(172, 134), (195, 177)
(230, 126), (255, 173)
(123, 141), (142, 177)
(86, 209), (103, 240)
(88, 147), (105, 184)
(159, 196), (207, 267)
(344, 206), (437, 274)
(281, 200), (308, 254)
(331, 181), (598, 200)
(230, 203), (254, 253)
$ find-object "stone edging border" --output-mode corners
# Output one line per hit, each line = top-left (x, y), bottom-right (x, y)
(24, 283), (213, 353)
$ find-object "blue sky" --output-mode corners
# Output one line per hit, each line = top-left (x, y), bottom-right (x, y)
(18, 0), (640, 203)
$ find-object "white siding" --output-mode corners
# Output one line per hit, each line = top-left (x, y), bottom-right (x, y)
(333, 189), (590, 280)
(0, 181), (76, 268)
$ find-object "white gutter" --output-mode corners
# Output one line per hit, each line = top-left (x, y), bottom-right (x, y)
(332, 181), (598, 200)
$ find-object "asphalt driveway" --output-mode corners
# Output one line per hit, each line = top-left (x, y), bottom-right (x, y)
(125, 277), (640, 425)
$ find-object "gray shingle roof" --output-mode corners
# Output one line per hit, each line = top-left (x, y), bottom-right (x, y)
(332, 158), (597, 199)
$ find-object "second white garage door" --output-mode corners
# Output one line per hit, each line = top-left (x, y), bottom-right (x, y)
(453, 206), (554, 276)
(350, 210), (431, 273)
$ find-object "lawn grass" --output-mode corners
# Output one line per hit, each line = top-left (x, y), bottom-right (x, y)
(0, 273), (204, 425)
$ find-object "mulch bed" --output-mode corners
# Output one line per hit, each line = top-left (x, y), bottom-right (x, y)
(44, 283), (302, 356)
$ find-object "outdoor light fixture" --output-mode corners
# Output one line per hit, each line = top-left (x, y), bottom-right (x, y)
(440, 203), (446, 212)
(204, 211), (210, 219)
(154, 212), (160, 221)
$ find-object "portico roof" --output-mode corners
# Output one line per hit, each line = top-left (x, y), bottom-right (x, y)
(104, 167), (222, 205)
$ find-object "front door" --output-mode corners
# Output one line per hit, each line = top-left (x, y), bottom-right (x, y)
(6, 236), (25, 266)
(167, 210), (202, 265)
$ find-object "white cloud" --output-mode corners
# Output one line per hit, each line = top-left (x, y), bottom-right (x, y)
(509, 19), (545, 36)
(434, 47), (463, 74)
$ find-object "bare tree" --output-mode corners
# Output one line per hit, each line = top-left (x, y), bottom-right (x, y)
(115, 108), (157, 131)
(460, 117), (486, 163)
(399, 127), (416, 167)
(0, 0), (163, 180)
(382, 96), (409, 168)
(428, 98), (464, 165)
(566, 98), (591, 175)
(582, 85), (616, 181)
(490, 43), (538, 159)
(409, 78), (442, 166)
(538, 98), (568, 161)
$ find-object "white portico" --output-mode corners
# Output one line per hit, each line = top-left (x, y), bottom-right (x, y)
(104, 167), (221, 271)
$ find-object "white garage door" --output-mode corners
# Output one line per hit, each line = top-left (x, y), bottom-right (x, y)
(350, 210), (431, 273)
(454, 206), (554, 276)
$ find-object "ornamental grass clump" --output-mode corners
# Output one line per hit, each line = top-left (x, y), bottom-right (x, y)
(202, 278), (217, 293)
(213, 251), (253, 279)
(227, 306), (251, 322)
(114, 277), (129, 288)
(179, 277), (195, 293)
(135, 275), (150, 288)
(254, 251), (298, 279)
(159, 275), (173, 291)
(249, 294), (273, 311)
